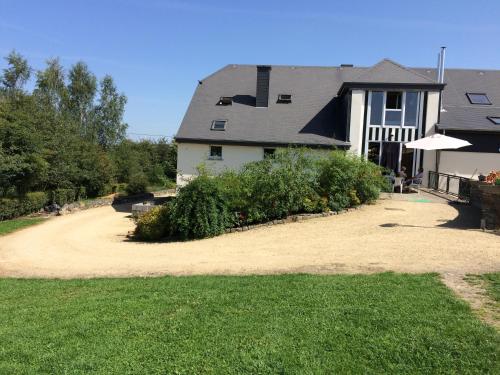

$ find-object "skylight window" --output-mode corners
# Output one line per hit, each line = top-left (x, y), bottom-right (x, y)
(466, 93), (491, 105)
(487, 116), (500, 125)
(217, 96), (232, 106)
(211, 120), (227, 131)
(277, 94), (292, 103)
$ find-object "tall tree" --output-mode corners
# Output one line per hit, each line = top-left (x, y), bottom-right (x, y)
(0, 50), (31, 92)
(34, 58), (68, 112)
(67, 61), (97, 138)
(94, 75), (127, 149)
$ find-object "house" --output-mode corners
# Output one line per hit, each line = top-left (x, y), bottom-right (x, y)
(175, 55), (500, 188)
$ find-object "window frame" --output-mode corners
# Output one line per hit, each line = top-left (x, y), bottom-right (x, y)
(211, 119), (227, 131)
(208, 145), (223, 160)
(217, 96), (233, 106)
(277, 94), (292, 103)
(487, 116), (500, 125)
(263, 147), (276, 158)
(368, 90), (420, 128)
(466, 92), (491, 105)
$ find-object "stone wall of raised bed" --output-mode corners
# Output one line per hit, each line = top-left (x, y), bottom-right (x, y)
(470, 182), (500, 230)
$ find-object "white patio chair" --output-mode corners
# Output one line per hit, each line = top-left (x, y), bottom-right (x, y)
(393, 177), (404, 194)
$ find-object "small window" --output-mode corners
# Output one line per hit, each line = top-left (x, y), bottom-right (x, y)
(211, 120), (227, 131)
(209, 146), (222, 160)
(277, 94), (292, 103)
(386, 92), (402, 109)
(263, 148), (276, 158)
(217, 96), (232, 106)
(466, 93), (491, 105)
(487, 116), (500, 125)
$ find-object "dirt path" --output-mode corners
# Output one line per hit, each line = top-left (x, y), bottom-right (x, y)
(442, 273), (500, 329)
(0, 197), (499, 279)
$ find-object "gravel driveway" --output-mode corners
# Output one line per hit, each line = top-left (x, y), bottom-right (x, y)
(0, 197), (498, 279)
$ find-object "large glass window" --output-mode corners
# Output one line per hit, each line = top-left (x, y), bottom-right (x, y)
(369, 91), (420, 127)
(370, 91), (384, 125)
(404, 92), (419, 127)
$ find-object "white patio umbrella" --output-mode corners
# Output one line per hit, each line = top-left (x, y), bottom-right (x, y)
(405, 133), (471, 173)
(404, 133), (471, 150)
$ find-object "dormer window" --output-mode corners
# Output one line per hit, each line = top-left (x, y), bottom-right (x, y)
(277, 94), (292, 103)
(211, 120), (227, 131)
(217, 96), (233, 106)
(466, 93), (491, 105)
(487, 116), (500, 125)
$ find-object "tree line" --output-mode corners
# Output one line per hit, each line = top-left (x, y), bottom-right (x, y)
(0, 51), (176, 200)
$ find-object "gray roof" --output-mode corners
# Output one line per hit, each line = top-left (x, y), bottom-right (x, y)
(351, 59), (437, 84)
(176, 60), (500, 146)
(176, 64), (362, 147)
(414, 68), (500, 132)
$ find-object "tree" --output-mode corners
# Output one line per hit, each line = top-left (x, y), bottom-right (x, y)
(67, 62), (97, 139)
(1, 50), (31, 92)
(0, 96), (48, 195)
(94, 75), (127, 149)
(34, 58), (68, 112)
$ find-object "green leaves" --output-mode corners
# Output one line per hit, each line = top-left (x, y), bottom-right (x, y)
(1, 50), (31, 92)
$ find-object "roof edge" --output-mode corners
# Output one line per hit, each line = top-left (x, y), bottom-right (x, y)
(175, 137), (350, 149)
(338, 82), (446, 96)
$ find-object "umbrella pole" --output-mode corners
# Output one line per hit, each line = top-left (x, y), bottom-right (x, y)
(435, 150), (440, 173)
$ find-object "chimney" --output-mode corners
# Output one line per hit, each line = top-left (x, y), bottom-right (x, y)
(437, 46), (446, 83)
(256, 65), (271, 107)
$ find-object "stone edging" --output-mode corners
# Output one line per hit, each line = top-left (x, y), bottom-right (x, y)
(224, 207), (361, 234)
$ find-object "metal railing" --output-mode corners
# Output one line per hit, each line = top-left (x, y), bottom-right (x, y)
(428, 171), (471, 201)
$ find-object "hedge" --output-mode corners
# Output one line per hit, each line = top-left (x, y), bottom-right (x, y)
(0, 192), (48, 221)
(134, 149), (389, 241)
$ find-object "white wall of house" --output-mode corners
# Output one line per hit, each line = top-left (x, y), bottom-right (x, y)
(348, 90), (365, 156)
(176, 143), (264, 186)
(421, 91), (440, 185)
(439, 151), (499, 179)
(176, 143), (334, 186)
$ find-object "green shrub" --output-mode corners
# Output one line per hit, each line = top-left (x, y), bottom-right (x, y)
(75, 186), (87, 201)
(134, 204), (173, 241)
(49, 188), (76, 206)
(220, 149), (318, 224)
(317, 151), (358, 211)
(172, 175), (231, 239)
(134, 148), (387, 241)
(125, 174), (148, 196)
(0, 192), (48, 221)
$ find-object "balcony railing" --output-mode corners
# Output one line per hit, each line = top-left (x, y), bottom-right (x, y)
(428, 171), (471, 201)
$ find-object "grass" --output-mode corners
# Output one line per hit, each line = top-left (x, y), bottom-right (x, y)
(481, 273), (500, 302)
(0, 273), (498, 374)
(0, 217), (46, 236)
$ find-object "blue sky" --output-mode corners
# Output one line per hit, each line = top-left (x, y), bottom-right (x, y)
(1, 0), (499, 139)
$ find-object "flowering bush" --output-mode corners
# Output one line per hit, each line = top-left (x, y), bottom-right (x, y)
(485, 170), (500, 184)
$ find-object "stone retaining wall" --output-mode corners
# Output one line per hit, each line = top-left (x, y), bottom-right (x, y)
(224, 207), (360, 234)
(470, 182), (500, 230)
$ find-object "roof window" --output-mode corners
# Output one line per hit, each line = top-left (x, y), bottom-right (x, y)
(277, 94), (292, 103)
(466, 93), (491, 105)
(211, 120), (227, 131)
(487, 116), (500, 125)
(217, 96), (233, 106)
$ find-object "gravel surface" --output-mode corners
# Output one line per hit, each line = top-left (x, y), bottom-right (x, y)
(0, 198), (498, 279)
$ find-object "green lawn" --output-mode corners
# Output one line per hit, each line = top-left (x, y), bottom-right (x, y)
(481, 273), (500, 302)
(0, 217), (46, 236)
(0, 274), (498, 374)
